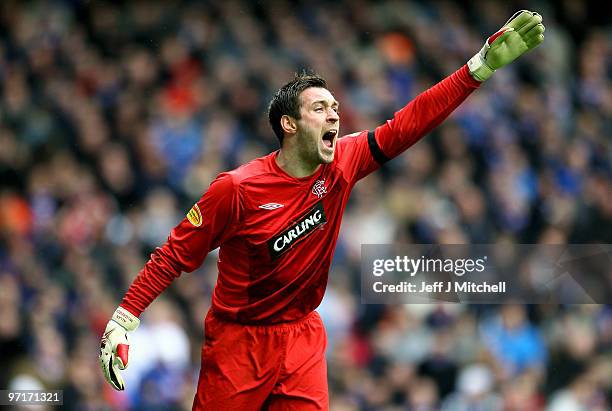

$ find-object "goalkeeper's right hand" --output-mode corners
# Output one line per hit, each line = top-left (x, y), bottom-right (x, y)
(99, 307), (140, 391)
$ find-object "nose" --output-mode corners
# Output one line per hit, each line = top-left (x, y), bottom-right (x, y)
(327, 108), (339, 123)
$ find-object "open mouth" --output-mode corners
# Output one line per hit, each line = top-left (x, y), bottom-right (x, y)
(322, 130), (338, 149)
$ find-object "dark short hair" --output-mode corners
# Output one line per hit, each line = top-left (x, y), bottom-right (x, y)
(268, 71), (328, 145)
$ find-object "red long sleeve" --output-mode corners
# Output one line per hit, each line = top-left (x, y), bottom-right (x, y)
(120, 173), (240, 316)
(374, 64), (481, 159)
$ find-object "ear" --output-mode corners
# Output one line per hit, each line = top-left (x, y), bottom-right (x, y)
(280, 115), (297, 136)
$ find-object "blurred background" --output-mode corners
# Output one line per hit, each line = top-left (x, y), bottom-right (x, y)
(0, 0), (610, 410)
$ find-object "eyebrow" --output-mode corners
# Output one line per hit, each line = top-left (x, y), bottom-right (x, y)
(311, 99), (340, 108)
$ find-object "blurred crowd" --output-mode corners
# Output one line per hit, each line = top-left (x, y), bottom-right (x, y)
(0, 0), (610, 410)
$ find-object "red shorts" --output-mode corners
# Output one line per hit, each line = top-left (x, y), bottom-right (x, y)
(193, 311), (328, 410)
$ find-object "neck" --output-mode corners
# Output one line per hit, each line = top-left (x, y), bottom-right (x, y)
(276, 147), (321, 178)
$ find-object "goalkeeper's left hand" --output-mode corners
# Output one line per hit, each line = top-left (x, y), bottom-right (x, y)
(468, 10), (545, 82)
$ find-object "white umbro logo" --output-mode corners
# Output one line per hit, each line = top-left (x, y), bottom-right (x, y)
(259, 203), (284, 210)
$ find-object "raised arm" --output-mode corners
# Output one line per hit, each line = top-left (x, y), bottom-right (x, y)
(372, 10), (544, 161)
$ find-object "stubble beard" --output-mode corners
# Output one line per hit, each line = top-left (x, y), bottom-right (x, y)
(319, 148), (334, 164)
(297, 130), (329, 166)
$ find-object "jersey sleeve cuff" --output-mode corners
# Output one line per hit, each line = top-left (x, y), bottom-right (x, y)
(119, 302), (142, 319)
(460, 64), (484, 88)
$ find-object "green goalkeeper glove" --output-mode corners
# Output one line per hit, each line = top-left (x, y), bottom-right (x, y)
(468, 10), (545, 82)
(99, 307), (140, 391)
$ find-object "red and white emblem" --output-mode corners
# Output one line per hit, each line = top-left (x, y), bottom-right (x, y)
(311, 179), (327, 198)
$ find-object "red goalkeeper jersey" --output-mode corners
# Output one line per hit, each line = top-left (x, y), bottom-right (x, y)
(120, 65), (480, 324)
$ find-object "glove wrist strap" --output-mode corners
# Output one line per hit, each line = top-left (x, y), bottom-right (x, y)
(112, 307), (140, 332)
(468, 51), (495, 82)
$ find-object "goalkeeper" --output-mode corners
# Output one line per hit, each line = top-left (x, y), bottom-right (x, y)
(99, 10), (544, 410)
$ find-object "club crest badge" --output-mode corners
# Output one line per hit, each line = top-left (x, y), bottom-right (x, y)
(186, 203), (202, 227)
(311, 179), (327, 198)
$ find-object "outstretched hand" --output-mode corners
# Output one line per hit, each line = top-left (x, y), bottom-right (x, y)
(468, 10), (545, 81)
